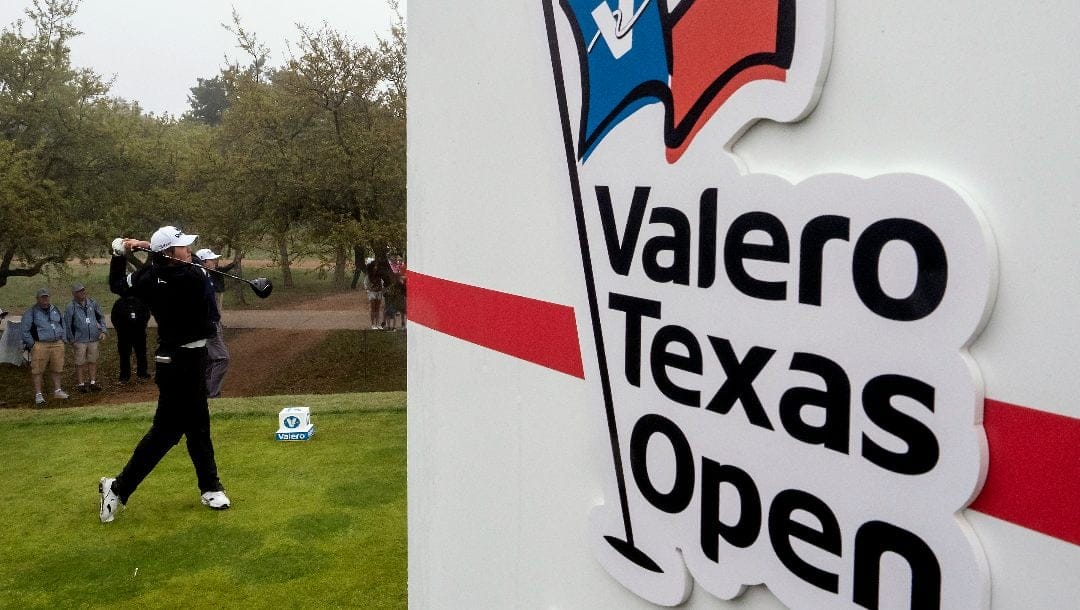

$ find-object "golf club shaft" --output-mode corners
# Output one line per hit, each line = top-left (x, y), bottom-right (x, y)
(133, 246), (254, 286)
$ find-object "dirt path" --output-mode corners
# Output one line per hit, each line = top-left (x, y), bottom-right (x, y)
(217, 329), (330, 397)
(8, 291), (366, 329)
(218, 291), (369, 330)
(109, 328), (333, 404)
(3, 290), (382, 405)
(0, 269), (410, 406)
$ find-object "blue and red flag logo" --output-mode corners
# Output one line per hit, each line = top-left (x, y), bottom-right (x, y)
(557, 0), (795, 162)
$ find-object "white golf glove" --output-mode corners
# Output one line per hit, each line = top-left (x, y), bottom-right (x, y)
(111, 237), (127, 256)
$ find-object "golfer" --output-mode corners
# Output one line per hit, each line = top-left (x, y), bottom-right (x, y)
(99, 226), (230, 523)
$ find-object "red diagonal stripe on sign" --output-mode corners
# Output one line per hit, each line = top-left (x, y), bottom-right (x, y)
(407, 271), (584, 378)
(970, 400), (1080, 546)
(409, 272), (1080, 547)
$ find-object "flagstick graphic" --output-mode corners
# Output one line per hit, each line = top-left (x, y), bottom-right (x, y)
(542, 0), (664, 575)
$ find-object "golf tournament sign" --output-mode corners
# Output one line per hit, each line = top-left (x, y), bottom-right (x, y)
(543, 0), (996, 608)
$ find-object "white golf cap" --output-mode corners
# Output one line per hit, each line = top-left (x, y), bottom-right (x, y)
(195, 248), (221, 260)
(150, 226), (197, 252)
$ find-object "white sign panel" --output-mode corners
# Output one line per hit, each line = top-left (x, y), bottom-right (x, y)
(543, 0), (997, 607)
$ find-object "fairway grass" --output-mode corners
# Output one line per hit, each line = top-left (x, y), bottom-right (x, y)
(0, 393), (406, 608)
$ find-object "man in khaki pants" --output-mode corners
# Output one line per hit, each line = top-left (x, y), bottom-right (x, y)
(64, 282), (108, 392)
(20, 288), (70, 405)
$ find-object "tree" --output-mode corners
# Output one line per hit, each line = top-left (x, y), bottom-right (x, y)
(184, 76), (228, 126)
(378, 1), (406, 121)
(216, 65), (317, 288)
(0, 1), (408, 295)
(0, 0), (112, 287)
(271, 19), (406, 286)
(0, 140), (65, 288)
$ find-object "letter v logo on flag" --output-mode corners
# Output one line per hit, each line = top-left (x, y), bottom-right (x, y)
(588, 0), (654, 59)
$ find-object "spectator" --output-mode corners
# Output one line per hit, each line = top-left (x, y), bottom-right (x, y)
(195, 247), (237, 311)
(351, 245), (365, 290)
(195, 248), (230, 398)
(364, 256), (388, 330)
(384, 254), (407, 330)
(64, 283), (108, 392)
(21, 288), (69, 405)
(111, 295), (151, 384)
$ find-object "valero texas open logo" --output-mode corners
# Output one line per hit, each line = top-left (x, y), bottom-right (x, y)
(543, 1), (997, 608)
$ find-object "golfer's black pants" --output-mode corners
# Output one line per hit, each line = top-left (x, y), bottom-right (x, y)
(113, 346), (224, 502)
(114, 324), (148, 380)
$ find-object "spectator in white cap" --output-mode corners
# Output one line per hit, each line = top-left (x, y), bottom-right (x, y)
(194, 248), (232, 398)
(63, 282), (108, 392)
(98, 226), (231, 523)
(194, 248), (219, 261)
(194, 248), (238, 308)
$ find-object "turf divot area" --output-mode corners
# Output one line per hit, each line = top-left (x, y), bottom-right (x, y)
(0, 393), (406, 608)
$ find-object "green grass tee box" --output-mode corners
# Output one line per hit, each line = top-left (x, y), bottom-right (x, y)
(0, 393), (406, 608)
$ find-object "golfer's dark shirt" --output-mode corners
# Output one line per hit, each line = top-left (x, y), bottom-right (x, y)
(109, 255), (215, 349)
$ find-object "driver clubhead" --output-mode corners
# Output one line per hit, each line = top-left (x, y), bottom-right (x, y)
(249, 278), (273, 299)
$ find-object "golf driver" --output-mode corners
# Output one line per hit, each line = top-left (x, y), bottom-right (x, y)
(123, 243), (273, 299)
